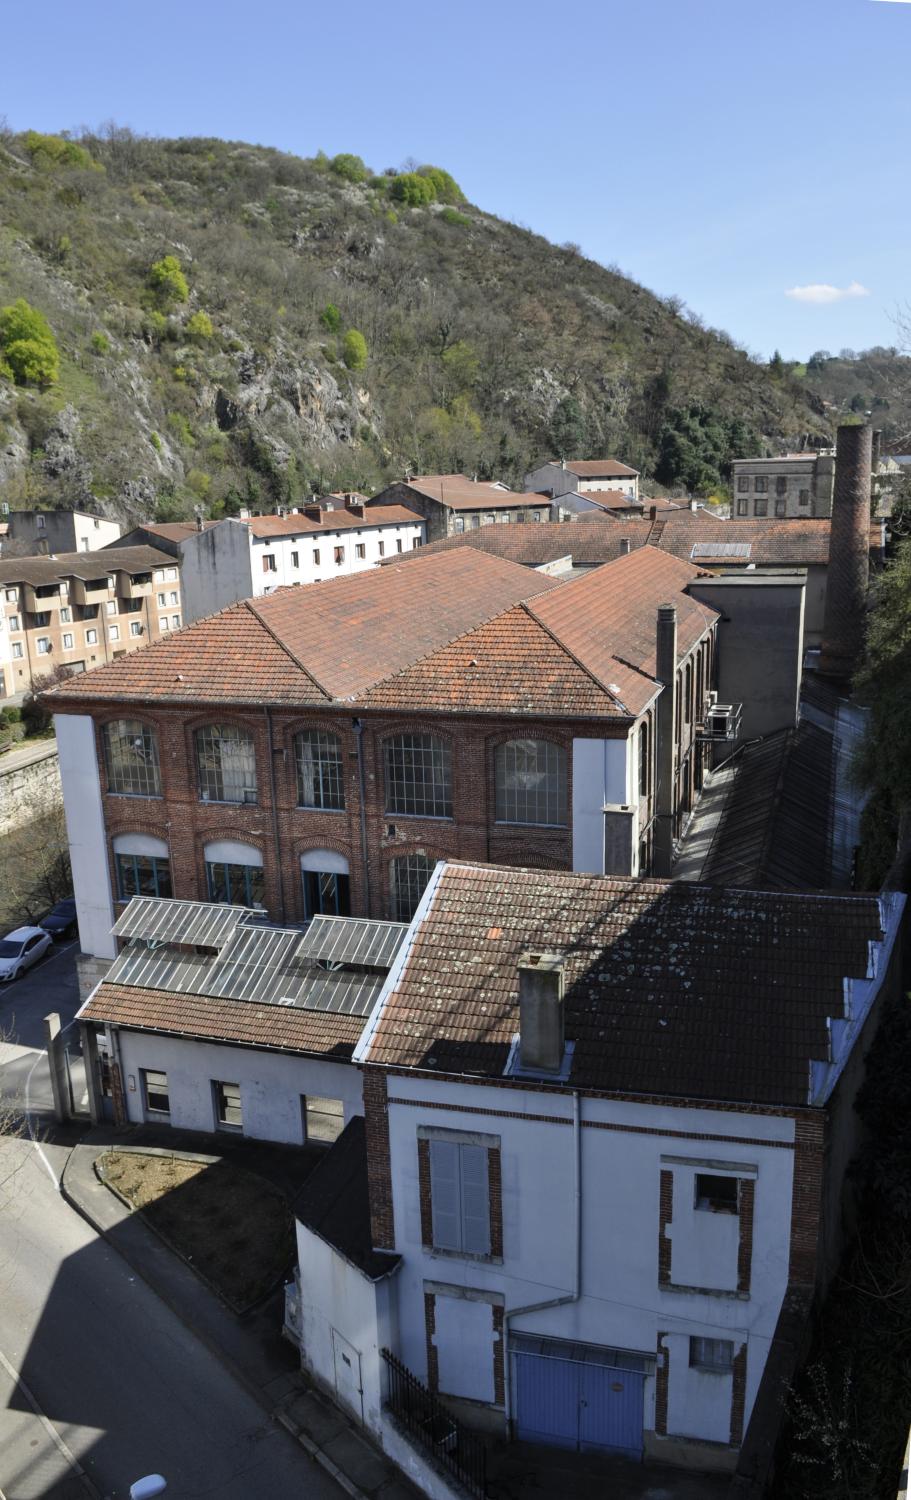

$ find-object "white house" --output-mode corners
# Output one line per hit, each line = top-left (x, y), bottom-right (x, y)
(293, 861), (903, 1487)
(525, 459), (640, 503)
(177, 502), (425, 623)
(76, 897), (408, 1143)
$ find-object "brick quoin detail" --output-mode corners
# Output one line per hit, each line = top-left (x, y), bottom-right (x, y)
(655, 1333), (669, 1436)
(488, 1147), (503, 1259)
(658, 1169), (673, 1286)
(789, 1115), (826, 1285)
(424, 1291), (439, 1391)
(363, 1069), (395, 1250)
(417, 1137), (433, 1248)
(492, 1305), (505, 1407)
(729, 1345), (747, 1446)
(737, 1178), (755, 1295)
(110, 1059), (126, 1125)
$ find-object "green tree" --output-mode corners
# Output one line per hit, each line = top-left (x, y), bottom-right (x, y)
(330, 153), (368, 184)
(548, 396), (588, 458)
(854, 538), (911, 884)
(417, 165), (465, 204)
(320, 303), (342, 333)
(441, 340), (479, 391)
(22, 131), (100, 172)
(389, 172), (435, 206)
(186, 310), (214, 341)
(0, 300), (60, 386)
(342, 328), (368, 371)
(148, 255), (189, 306)
(90, 331), (110, 354)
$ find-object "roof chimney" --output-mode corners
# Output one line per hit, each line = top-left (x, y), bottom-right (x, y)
(818, 423), (872, 679)
(195, 515), (204, 533)
(650, 504), (658, 522)
(619, 537), (631, 555)
(347, 503), (365, 519)
(517, 952), (565, 1072)
(653, 604), (678, 878)
(304, 504), (323, 523)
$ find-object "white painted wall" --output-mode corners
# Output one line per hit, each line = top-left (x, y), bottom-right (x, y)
(571, 736), (631, 873)
(179, 521), (253, 624)
(435, 1292), (496, 1402)
(252, 520), (425, 593)
(383, 1074), (795, 1448)
(115, 1030), (362, 1144)
(54, 712), (115, 959)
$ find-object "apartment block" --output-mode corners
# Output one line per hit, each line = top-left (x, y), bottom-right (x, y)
(730, 452), (835, 520)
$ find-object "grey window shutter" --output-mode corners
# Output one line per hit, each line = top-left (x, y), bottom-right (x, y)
(430, 1139), (462, 1250)
(460, 1145), (491, 1255)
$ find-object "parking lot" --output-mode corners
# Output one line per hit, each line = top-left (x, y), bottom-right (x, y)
(0, 939), (84, 1116)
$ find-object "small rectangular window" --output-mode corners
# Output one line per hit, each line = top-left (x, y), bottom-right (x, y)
(313, 548), (321, 566)
(142, 1069), (170, 1115)
(303, 1095), (344, 1144)
(157, 592), (166, 607)
(334, 545), (345, 565)
(36, 637), (50, 655)
(62, 632), (74, 649)
(355, 543), (366, 560)
(775, 495), (786, 517)
(695, 1174), (739, 1213)
(291, 551), (299, 568)
(754, 476), (768, 494)
(775, 476), (787, 495)
(12, 642), (23, 659)
(453, 517), (464, 534)
(109, 625), (120, 641)
(262, 554), (276, 573)
(690, 1337), (734, 1373)
(166, 568), (177, 582)
(737, 475), (749, 493)
(160, 618), (170, 632)
(171, 615), (180, 629)
(130, 621), (142, 637)
(8, 615), (19, 632)
(59, 607), (71, 623)
(799, 489), (810, 505)
(754, 497), (768, 517)
(736, 498), (748, 516)
(5, 590), (17, 603)
(377, 540), (385, 556)
(214, 1080), (242, 1130)
(396, 538), (403, 552)
(86, 628), (98, 645)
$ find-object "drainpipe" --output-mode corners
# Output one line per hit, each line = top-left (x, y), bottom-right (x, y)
(264, 706), (286, 924)
(352, 717), (372, 916)
(502, 1090), (581, 1436)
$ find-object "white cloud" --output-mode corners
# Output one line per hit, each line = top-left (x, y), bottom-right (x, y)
(785, 280), (871, 305)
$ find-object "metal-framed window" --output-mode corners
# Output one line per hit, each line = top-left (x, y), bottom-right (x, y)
(116, 852), (172, 900)
(142, 1068), (170, 1115)
(213, 1080), (242, 1130)
(196, 724), (257, 804)
(205, 861), (264, 908)
(384, 734), (451, 818)
(104, 720), (161, 797)
(295, 730), (345, 810)
(495, 740), (567, 826)
(689, 1337), (734, 1373)
(390, 853), (433, 921)
(694, 1174), (739, 1213)
(302, 870), (350, 919)
(302, 1095), (344, 1145)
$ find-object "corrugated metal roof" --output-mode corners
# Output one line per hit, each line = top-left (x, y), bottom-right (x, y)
(297, 915), (408, 969)
(105, 900), (406, 1018)
(690, 541), (752, 559)
(111, 898), (255, 947)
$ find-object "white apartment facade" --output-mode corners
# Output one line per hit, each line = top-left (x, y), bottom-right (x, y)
(178, 503), (426, 623)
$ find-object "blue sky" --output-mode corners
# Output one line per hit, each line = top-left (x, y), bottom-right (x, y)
(4, 0), (908, 359)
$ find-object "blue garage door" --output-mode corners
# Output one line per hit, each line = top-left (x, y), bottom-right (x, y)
(513, 1334), (647, 1460)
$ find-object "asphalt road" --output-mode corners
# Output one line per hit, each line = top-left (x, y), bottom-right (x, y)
(0, 1138), (346, 1500)
(0, 940), (82, 1116)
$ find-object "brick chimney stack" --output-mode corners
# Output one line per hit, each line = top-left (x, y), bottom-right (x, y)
(818, 423), (872, 679)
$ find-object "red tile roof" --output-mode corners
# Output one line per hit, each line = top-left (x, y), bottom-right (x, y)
(46, 549), (559, 708)
(0, 546), (173, 586)
(362, 862), (885, 1107)
(373, 476), (547, 511)
(248, 506), (419, 539)
(562, 458), (639, 478)
(382, 520), (653, 569)
(142, 521), (219, 542)
(83, 982), (363, 1056)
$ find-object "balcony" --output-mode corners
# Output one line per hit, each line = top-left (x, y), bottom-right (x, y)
(67, 575), (110, 606)
(22, 582), (61, 613)
(115, 570), (153, 601)
(696, 703), (743, 743)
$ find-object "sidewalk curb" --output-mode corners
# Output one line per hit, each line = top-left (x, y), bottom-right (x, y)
(59, 1144), (376, 1500)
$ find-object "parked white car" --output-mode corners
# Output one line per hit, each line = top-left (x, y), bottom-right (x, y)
(0, 926), (52, 982)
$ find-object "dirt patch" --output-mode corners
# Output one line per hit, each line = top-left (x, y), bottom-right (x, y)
(98, 1149), (295, 1310)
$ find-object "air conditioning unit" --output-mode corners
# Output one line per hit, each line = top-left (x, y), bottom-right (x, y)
(242, 787), (258, 804)
(698, 704), (743, 742)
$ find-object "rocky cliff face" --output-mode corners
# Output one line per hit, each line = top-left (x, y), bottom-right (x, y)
(0, 130), (825, 524)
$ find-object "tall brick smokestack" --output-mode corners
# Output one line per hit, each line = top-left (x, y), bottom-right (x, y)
(818, 423), (872, 679)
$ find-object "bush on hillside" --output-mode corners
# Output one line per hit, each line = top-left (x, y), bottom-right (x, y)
(0, 300), (60, 386)
(186, 310), (214, 341)
(330, 154), (368, 184)
(23, 131), (100, 172)
(389, 172), (435, 206)
(418, 166), (465, 204)
(148, 255), (189, 306)
(342, 329), (368, 371)
(320, 303), (342, 333)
